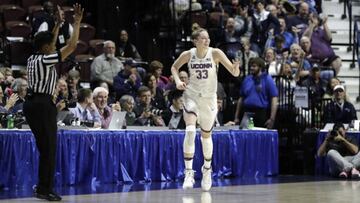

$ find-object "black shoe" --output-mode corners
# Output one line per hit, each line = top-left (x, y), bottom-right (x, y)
(34, 187), (62, 201)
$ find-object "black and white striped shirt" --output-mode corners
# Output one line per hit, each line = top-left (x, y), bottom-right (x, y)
(27, 51), (61, 95)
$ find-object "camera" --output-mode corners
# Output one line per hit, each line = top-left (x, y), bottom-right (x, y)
(150, 108), (163, 116)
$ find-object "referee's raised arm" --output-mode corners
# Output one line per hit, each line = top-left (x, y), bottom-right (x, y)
(59, 4), (83, 61)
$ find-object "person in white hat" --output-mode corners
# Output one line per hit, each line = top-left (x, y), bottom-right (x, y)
(323, 85), (357, 124)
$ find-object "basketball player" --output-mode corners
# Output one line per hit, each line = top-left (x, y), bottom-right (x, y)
(171, 28), (240, 191)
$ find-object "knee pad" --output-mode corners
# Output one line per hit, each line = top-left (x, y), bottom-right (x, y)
(183, 125), (196, 154)
(201, 136), (213, 159)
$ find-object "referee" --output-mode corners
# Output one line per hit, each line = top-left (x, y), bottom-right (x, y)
(23, 4), (83, 201)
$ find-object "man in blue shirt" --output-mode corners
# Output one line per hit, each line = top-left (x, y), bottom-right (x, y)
(234, 57), (278, 128)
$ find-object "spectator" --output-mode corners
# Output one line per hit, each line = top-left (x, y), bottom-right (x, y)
(233, 4), (252, 38)
(235, 37), (258, 76)
(66, 69), (81, 103)
(149, 60), (169, 90)
(264, 47), (281, 76)
(93, 87), (120, 129)
(0, 67), (14, 96)
(32, 1), (73, 49)
(69, 88), (101, 128)
(288, 43), (311, 82)
(317, 123), (360, 178)
(117, 30), (142, 60)
(133, 86), (165, 126)
(0, 86), (18, 113)
(265, 16), (299, 50)
(55, 78), (70, 111)
(234, 57), (278, 128)
(250, 0), (280, 54)
(286, 2), (310, 34)
(217, 17), (246, 46)
(323, 85), (357, 124)
(215, 82), (227, 126)
(323, 77), (341, 99)
(113, 59), (141, 100)
(302, 14), (342, 76)
(119, 95), (136, 126)
(162, 89), (185, 129)
(143, 74), (166, 110)
(300, 66), (327, 108)
(91, 40), (124, 88)
(9, 78), (28, 113)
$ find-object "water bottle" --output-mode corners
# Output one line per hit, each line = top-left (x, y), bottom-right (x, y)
(7, 114), (14, 129)
(248, 117), (254, 129)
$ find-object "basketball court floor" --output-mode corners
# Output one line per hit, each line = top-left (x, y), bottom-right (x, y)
(1, 176), (360, 202)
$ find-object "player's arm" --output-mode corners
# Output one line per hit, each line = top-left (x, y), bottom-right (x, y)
(213, 48), (240, 77)
(171, 51), (191, 90)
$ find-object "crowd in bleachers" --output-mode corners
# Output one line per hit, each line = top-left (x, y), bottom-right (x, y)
(0, 0), (357, 129)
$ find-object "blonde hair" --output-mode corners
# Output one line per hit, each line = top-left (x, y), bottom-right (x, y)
(191, 28), (207, 40)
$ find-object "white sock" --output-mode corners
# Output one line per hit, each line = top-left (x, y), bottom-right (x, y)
(201, 136), (213, 169)
(185, 158), (193, 170)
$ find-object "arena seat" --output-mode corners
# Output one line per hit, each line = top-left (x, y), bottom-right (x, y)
(89, 39), (104, 56)
(5, 21), (32, 38)
(79, 23), (96, 44)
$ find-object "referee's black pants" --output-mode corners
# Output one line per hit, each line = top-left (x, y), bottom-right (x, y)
(23, 94), (57, 193)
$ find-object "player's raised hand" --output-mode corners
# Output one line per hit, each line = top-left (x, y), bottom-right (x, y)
(176, 81), (187, 90)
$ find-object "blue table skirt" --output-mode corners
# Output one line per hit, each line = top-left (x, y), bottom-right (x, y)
(0, 129), (278, 188)
(315, 131), (360, 175)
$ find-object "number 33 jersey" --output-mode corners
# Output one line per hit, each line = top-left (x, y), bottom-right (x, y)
(187, 47), (218, 98)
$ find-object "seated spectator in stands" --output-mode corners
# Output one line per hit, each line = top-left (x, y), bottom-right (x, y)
(119, 95), (136, 126)
(117, 30), (142, 60)
(276, 62), (297, 107)
(98, 81), (116, 104)
(235, 37), (258, 76)
(288, 43), (311, 81)
(301, 14), (342, 76)
(55, 78), (71, 111)
(264, 47), (281, 76)
(222, 0), (241, 16)
(317, 123), (360, 179)
(0, 67), (14, 96)
(9, 78), (27, 113)
(0, 86), (18, 113)
(66, 69), (81, 103)
(215, 82), (227, 126)
(113, 59), (141, 100)
(91, 40), (124, 88)
(33, 1), (73, 49)
(143, 74), (166, 110)
(323, 85), (357, 124)
(149, 60), (169, 90)
(69, 88), (101, 128)
(201, 0), (222, 12)
(300, 66), (327, 108)
(93, 87), (120, 129)
(234, 57), (278, 128)
(233, 4), (252, 38)
(265, 16), (299, 51)
(250, 0), (280, 54)
(162, 89), (185, 129)
(133, 86), (165, 126)
(323, 77), (341, 99)
(286, 2), (310, 34)
(217, 17), (247, 47)
(19, 69), (28, 80)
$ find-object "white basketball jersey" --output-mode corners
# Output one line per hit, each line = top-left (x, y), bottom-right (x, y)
(187, 47), (218, 97)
